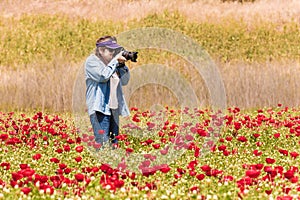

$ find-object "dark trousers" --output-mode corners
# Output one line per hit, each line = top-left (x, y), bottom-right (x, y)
(89, 110), (119, 147)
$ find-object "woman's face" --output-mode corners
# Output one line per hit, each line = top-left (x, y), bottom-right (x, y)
(99, 48), (115, 64)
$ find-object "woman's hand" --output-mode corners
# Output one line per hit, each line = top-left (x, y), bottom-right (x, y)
(117, 54), (126, 64)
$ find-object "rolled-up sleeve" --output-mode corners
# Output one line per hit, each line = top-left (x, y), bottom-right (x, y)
(85, 55), (118, 83)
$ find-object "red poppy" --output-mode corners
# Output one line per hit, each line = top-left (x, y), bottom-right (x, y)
(152, 143), (160, 149)
(253, 150), (262, 156)
(185, 134), (194, 141)
(196, 174), (205, 181)
(265, 189), (272, 195)
(279, 149), (289, 156)
(237, 136), (247, 142)
(256, 141), (263, 147)
(59, 163), (67, 169)
(255, 164), (264, 170)
(93, 143), (101, 149)
(246, 170), (261, 179)
(55, 148), (63, 154)
(265, 158), (276, 164)
(284, 170), (294, 179)
(74, 173), (85, 182)
(273, 133), (280, 138)
(75, 145), (84, 153)
(11, 172), (23, 181)
(218, 145), (227, 151)
(50, 157), (60, 163)
(32, 153), (42, 160)
(21, 187), (31, 195)
(74, 156), (82, 162)
(98, 130), (105, 135)
(234, 122), (242, 130)
(1, 162), (10, 170)
(63, 145), (71, 152)
(19, 164), (29, 169)
(290, 151), (299, 159)
(189, 170), (197, 176)
(189, 186), (200, 193)
(146, 122), (155, 129)
(160, 164), (171, 173)
(160, 148), (168, 155)
(64, 168), (72, 174)
(290, 176), (298, 183)
(200, 165), (211, 172)
(223, 150), (230, 156)
(126, 148), (134, 153)
(222, 175), (234, 182)
(177, 168), (186, 174)
(0, 134), (8, 141)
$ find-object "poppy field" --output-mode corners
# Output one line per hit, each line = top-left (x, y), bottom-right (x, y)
(1, 105), (300, 199)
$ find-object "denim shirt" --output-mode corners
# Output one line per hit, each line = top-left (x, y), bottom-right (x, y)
(85, 54), (130, 117)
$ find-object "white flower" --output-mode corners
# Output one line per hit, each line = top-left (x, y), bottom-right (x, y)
(120, 187), (126, 193)
(3, 188), (10, 193)
(46, 188), (51, 194)
(35, 181), (40, 187)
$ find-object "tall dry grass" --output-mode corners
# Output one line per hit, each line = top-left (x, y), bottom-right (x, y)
(1, 59), (299, 112)
(1, 0), (299, 26)
(0, 57), (79, 112)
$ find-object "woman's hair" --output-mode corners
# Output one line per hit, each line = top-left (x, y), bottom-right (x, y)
(96, 35), (116, 44)
(95, 35), (117, 58)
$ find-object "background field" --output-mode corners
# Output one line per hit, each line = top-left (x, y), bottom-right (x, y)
(0, 0), (299, 112)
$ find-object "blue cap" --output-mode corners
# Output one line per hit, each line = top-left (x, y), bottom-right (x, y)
(96, 40), (122, 49)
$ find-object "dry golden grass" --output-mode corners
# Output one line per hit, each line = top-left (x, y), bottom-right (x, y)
(1, 0), (299, 26)
(1, 58), (300, 112)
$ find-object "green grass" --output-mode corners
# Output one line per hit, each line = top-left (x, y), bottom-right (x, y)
(0, 11), (299, 69)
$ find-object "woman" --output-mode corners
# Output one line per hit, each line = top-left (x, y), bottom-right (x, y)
(84, 35), (130, 149)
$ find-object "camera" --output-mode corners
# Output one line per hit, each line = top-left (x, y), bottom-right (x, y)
(122, 51), (138, 62)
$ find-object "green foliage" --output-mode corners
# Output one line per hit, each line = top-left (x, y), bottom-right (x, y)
(0, 12), (299, 69)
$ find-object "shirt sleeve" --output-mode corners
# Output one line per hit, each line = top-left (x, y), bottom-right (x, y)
(85, 56), (118, 83)
(117, 65), (130, 86)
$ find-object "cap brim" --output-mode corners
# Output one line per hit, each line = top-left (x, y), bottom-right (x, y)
(105, 43), (122, 49)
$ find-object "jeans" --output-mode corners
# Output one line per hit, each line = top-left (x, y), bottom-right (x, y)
(89, 109), (119, 147)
